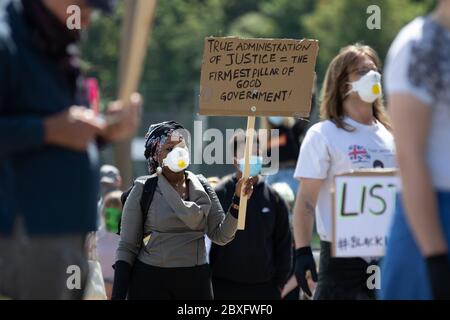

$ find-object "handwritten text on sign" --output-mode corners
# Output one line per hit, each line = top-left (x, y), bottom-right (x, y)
(333, 174), (400, 258)
(199, 37), (319, 117)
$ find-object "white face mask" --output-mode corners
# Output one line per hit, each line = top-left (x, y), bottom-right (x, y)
(347, 70), (382, 103)
(162, 146), (190, 173)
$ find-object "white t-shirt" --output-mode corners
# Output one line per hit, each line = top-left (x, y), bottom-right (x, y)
(294, 118), (396, 242)
(385, 16), (450, 191)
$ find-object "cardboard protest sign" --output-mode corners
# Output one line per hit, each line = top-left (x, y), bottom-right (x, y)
(199, 37), (319, 117)
(332, 169), (400, 258)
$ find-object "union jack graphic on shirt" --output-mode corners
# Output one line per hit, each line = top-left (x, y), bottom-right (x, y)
(348, 145), (371, 163)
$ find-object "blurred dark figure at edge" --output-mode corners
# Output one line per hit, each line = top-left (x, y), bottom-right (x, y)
(0, 0), (142, 300)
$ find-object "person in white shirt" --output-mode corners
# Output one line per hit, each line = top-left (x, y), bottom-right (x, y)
(292, 44), (396, 300)
(380, 0), (450, 300)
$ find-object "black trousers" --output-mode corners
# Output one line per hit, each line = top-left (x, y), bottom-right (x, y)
(314, 241), (378, 300)
(212, 277), (281, 300)
(128, 260), (213, 300)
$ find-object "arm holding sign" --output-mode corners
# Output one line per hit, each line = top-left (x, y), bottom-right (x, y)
(206, 176), (253, 245)
(389, 93), (450, 299)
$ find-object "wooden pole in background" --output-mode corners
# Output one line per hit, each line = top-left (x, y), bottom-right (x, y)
(237, 115), (256, 230)
(118, 0), (135, 82)
(113, 0), (158, 184)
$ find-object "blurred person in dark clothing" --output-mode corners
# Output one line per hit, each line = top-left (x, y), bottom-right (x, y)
(264, 117), (308, 193)
(209, 132), (292, 300)
(271, 182), (300, 300)
(0, 0), (141, 300)
(263, 89), (316, 194)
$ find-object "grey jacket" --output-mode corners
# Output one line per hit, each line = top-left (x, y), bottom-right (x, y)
(116, 171), (238, 268)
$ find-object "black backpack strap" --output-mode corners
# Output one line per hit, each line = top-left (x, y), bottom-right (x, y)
(139, 176), (158, 235)
(117, 185), (134, 235)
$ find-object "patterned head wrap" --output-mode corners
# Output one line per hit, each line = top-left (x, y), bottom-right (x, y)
(144, 121), (185, 174)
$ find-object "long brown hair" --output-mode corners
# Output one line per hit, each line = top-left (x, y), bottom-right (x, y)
(319, 43), (391, 131)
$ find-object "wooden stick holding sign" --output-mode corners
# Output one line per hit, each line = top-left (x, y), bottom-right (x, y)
(199, 37), (319, 230)
(113, 0), (158, 185)
(237, 116), (256, 230)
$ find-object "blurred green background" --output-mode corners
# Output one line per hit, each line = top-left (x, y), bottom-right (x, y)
(80, 0), (436, 179)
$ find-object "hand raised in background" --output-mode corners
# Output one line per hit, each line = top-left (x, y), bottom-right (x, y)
(44, 106), (105, 152)
(100, 92), (142, 143)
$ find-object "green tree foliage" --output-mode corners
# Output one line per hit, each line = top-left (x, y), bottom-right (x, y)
(81, 0), (436, 112)
(302, 0), (436, 84)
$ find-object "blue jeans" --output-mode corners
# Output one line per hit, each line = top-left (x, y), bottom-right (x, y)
(379, 192), (450, 299)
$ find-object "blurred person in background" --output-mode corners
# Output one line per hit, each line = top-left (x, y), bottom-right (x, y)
(206, 176), (221, 189)
(209, 132), (292, 300)
(271, 182), (300, 300)
(263, 116), (309, 194)
(204, 176), (221, 263)
(263, 79), (316, 194)
(97, 164), (122, 220)
(99, 165), (123, 201)
(272, 182), (317, 301)
(380, 0), (450, 300)
(96, 190), (122, 299)
(0, 0), (141, 300)
(112, 121), (254, 300)
(271, 182), (295, 227)
(293, 44), (396, 300)
(85, 165), (122, 298)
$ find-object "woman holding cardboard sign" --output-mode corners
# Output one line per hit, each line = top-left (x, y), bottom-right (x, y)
(112, 121), (254, 300)
(292, 44), (396, 300)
